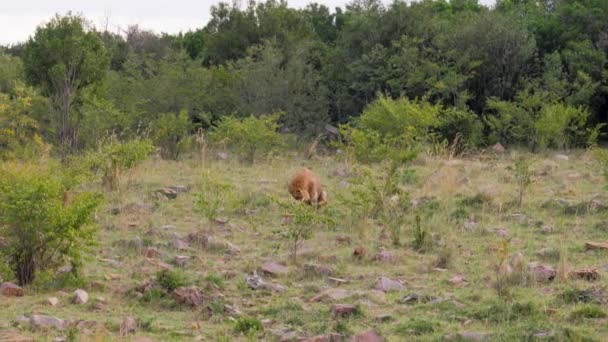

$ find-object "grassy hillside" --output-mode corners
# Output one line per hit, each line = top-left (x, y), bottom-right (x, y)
(3, 150), (608, 341)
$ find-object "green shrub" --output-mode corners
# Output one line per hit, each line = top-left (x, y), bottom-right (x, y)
(395, 319), (436, 335)
(87, 136), (154, 190)
(569, 305), (606, 321)
(156, 269), (187, 292)
(151, 110), (195, 160)
(234, 317), (263, 334)
(0, 162), (101, 285)
(196, 171), (237, 220)
(485, 98), (536, 147)
(513, 155), (532, 208)
(339, 95), (439, 163)
(209, 113), (285, 164)
(438, 107), (484, 149)
(535, 103), (600, 149)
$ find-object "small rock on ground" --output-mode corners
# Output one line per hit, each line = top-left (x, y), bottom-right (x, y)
(72, 289), (89, 304)
(374, 277), (405, 292)
(47, 297), (59, 306)
(1, 282), (24, 297)
(120, 317), (137, 335)
(350, 329), (384, 342)
(173, 286), (203, 307)
(331, 304), (358, 317)
(260, 261), (289, 276)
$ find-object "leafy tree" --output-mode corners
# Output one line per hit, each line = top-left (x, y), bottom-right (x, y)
(23, 13), (110, 150)
(0, 162), (101, 285)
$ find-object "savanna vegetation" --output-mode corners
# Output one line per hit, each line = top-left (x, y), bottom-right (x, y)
(1, 0), (608, 341)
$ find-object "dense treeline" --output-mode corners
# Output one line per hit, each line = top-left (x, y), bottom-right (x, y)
(1, 0), (608, 158)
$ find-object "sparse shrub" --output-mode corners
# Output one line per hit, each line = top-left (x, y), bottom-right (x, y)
(87, 136), (154, 190)
(513, 156), (532, 208)
(535, 103), (601, 149)
(437, 107), (484, 151)
(569, 305), (606, 321)
(395, 319), (436, 335)
(0, 162), (101, 285)
(156, 269), (186, 292)
(412, 215), (429, 251)
(196, 171), (237, 220)
(234, 317), (262, 335)
(151, 110), (195, 160)
(209, 113), (285, 164)
(559, 287), (603, 304)
(141, 288), (165, 303)
(204, 273), (225, 289)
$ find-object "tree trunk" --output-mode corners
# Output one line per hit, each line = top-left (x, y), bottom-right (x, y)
(13, 253), (35, 286)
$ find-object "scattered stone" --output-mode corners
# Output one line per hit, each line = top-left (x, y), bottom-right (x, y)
(585, 241), (608, 251)
(445, 332), (490, 341)
(270, 327), (298, 341)
(536, 247), (560, 261)
(172, 239), (190, 250)
(260, 261), (289, 276)
(215, 152), (229, 160)
(449, 275), (467, 286)
(353, 247), (367, 260)
(303, 263), (335, 277)
(492, 143), (506, 154)
(325, 124), (339, 135)
(174, 287), (203, 307)
(331, 304), (358, 317)
(528, 262), (556, 283)
(58, 265), (73, 274)
(53, 337), (66, 342)
(538, 225), (554, 234)
(554, 154), (569, 161)
(310, 289), (355, 302)
(143, 247), (160, 258)
(375, 313), (393, 322)
(570, 268), (600, 281)
(133, 338), (157, 342)
(334, 167), (349, 178)
(1, 282), (24, 297)
(399, 293), (439, 305)
(327, 277), (349, 285)
(47, 297), (59, 306)
(335, 235), (352, 245)
(214, 217), (229, 225)
(495, 228), (509, 237)
(166, 185), (190, 193)
(532, 331), (555, 338)
(302, 333), (343, 342)
(374, 250), (397, 263)
(120, 317), (137, 336)
(374, 277), (405, 292)
(72, 289), (89, 304)
(187, 233), (240, 255)
(155, 188), (178, 200)
(464, 218), (477, 230)
(245, 271), (286, 292)
(129, 236), (144, 250)
(351, 329), (384, 342)
(30, 314), (67, 330)
(174, 255), (190, 267)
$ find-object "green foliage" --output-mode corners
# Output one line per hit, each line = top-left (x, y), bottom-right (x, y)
(23, 13), (109, 150)
(534, 103), (600, 149)
(209, 113), (285, 164)
(234, 317), (263, 335)
(395, 319), (436, 335)
(412, 215), (429, 251)
(513, 156), (532, 208)
(196, 171), (237, 220)
(156, 269), (187, 292)
(569, 305), (607, 321)
(151, 110), (195, 160)
(87, 137), (154, 190)
(437, 107), (484, 149)
(0, 162), (101, 285)
(0, 83), (48, 160)
(592, 148), (608, 185)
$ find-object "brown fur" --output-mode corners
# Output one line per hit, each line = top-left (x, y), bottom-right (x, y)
(288, 168), (327, 206)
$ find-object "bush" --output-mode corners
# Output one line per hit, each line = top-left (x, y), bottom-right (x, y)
(234, 317), (263, 335)
(437, 107), (484, 149)
(535, 103), (600, 149)
(156, 269), (187, 292)
(209, 113), (285, 164)
(0, 162), (101, 285)
(151, 110), (195, 160)
(0, 83), (48, 160)
(340, 95), (440, 163)
(87, 137), (154, 190)
(196, 171), (237, 220)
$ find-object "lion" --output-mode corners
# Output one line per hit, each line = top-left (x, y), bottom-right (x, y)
(288, 168), (327, 206)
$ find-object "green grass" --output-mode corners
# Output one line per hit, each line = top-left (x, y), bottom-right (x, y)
(3, 150), (608, 340)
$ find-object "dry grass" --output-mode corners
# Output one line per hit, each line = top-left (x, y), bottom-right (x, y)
(2, 149), (608, 341)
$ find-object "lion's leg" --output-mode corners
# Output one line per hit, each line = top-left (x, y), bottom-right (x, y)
(301, 190), (311, 203)
(317, 191), (327, 206)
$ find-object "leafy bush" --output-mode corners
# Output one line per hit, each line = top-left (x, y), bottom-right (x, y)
(0, 83), (48, 160)
(485, 98), (536, 147)
(151, 110), (195, 160)
(87, 137), (154, 190)
(156, 269), (187, 292)
(340, 95), (440, 163)
(437, 107), (484, 149)
(209, 113), (285, 164)
(535, 103), (600, 149)
(513, 156), (532, 208)
(0, 162), (101, 285)
(234, 317), (263, 335)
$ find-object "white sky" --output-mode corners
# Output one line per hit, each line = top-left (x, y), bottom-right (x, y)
(0, 0), (496, 45)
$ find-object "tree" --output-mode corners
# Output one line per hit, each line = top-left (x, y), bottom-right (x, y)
(23, 13), (109, 150)
(0, 162), (101, 285)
